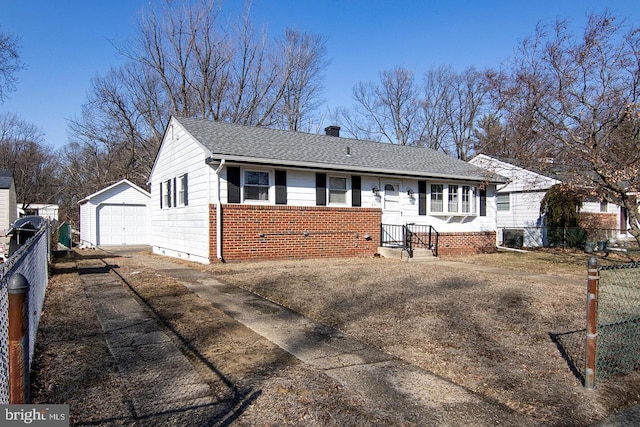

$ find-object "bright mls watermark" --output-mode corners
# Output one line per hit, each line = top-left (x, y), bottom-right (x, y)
(1, 405), (69, 426)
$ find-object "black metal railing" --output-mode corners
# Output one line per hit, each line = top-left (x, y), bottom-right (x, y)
(380, 223), (439, 257)
(380, 224), (405, 248)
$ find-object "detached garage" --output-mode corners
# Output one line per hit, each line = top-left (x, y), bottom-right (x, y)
(79, 179), (151, 247)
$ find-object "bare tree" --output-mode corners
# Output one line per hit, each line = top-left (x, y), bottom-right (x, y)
(446, 68), (487, 160)
(489, 12), (640, 244)
(0, 27), (24, 102)
(340, 65), (488, 154)
(420, 66), (454, 151)
(339, 67), (423, 145)
(0, 113), (57, 208)
(64, 0), (329, 207)
(277, 28), (328, 132)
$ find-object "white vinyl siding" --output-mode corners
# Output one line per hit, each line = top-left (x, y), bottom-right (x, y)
(150, 118), (210, 263)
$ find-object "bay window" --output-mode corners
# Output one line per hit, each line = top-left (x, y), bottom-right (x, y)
(430, 183), (478, 215)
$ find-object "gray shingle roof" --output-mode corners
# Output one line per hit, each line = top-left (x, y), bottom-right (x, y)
(175, 117), (505, 183)
(0, 170), (13, 189)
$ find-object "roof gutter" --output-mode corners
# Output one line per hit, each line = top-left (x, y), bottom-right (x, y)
(207, 155), (506, 184)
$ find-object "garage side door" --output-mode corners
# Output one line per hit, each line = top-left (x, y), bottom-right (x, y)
(97, 204), (148, 245)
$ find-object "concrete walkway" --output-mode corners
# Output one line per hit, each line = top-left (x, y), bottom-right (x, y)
(77, 259), (249, 425)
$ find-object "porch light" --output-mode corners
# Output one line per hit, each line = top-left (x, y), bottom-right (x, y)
(407, 188), (415, 197)
(372, 186), (380, 197)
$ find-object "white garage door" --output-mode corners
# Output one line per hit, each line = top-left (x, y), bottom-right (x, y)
(97, 204), (148, 245)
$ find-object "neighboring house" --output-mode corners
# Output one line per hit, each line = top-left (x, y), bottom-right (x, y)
(18, 203), (59, 221)
(0, 170), (17, 260)
(149, 116), (506, 264)
(469, 154), (625, 247)
(78, 179), (151, 247)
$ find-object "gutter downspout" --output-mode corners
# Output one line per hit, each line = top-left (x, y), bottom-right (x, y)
(214, 159), (226, 262)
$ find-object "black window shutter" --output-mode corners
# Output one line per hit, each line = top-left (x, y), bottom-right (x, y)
(418, 180), (426, 215)
(352, 175), (361, 207)
(316, 173), (326, 206)
(167, 179), (172, 207)
(173, 177), (177, 207)
(227, 167), (241, 203)
(183, 174), (188, 206)
(159, 182), (163, 209)
(480, 188), (487, 216)
(275, 170), (287, 205)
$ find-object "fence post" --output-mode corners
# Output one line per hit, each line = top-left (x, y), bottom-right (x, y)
(585, 256), (599, 389)
(8, 273), (29, 403)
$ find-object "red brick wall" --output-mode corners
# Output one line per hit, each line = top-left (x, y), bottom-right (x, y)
(209, 204), (382, 262)
(578, 212), (618, 231)
(436, 231), (497, 256)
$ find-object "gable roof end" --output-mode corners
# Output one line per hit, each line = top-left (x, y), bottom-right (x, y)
(0, 170), (13, 189)
(78, 179), (151, 205)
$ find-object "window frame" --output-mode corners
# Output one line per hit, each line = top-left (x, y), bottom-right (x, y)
(496, 193), (510, 212)
(461, 185), (475, 214)
(177, 174), (187, 207)
(163, 179), (171, 208)
(448, 184), (459, 213)
(242, 169), (271, 203)
(328, 175), (348, 206)
(430, 184), (444, 213)
(429, 182), (478, 216)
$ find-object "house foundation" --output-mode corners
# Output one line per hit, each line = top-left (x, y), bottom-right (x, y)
(209, 204), (382, 262)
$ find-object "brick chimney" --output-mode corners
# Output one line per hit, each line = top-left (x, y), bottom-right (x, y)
(324, 125), (340, 137)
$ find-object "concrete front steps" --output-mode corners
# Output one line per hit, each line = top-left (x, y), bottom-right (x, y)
(377, 246), (440, 262)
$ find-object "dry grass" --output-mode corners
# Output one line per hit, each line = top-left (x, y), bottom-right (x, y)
(31, 248), (640, 425)
(208, 249), (640, 425)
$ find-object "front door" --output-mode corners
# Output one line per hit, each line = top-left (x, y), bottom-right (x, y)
(382, 182), (401, 224)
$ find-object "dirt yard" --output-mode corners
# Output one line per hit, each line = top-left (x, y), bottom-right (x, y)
(31, 248), (640, 425)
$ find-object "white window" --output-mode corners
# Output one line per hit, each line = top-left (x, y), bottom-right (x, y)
(431, 183), (478, 215)
(448, 185), (459, 213)
(383, 183), (400, 211)
(329, 176), (347, 204)
(600, 200), (608, 213)
(243, 170), (270, 201)
(163, 179), (171, 208)
(462, 186), (475, 213)
(497, 193), (510, 211)
(177, 174), (187, 207)
(430, 184), (444, 213)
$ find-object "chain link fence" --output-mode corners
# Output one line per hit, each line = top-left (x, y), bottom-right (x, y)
(595, 262), (640, 381)
(503, 227), (629, 251)
(0, 223), (51, 403)
(0, 273), (8, 404)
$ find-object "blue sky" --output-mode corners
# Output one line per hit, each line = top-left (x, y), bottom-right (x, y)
(2, 0), (639, 149)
